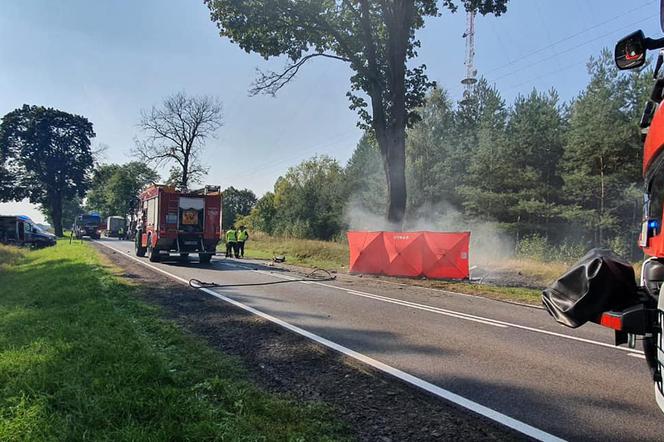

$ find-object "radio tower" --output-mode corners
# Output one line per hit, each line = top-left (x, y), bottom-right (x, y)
(460, 10), (477, 104)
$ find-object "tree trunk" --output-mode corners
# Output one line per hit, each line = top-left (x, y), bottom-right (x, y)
(51, 193), (64, 237)
(358, 0), (411, 227)
(182, 156), (189, 190)
(379, 127), (407, 227)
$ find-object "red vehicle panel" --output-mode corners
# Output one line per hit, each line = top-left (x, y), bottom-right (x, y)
(641, 102), (664, 258)
(644, 102), (664, 176)
(134, 184), (222, 263)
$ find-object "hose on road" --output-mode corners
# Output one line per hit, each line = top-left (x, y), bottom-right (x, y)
(188, 268), (336, 289)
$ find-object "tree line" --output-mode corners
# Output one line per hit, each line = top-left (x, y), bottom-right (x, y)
(0, 49), (651, 260)
(0, 93), (225, 235)
(243, 50), (650, 258)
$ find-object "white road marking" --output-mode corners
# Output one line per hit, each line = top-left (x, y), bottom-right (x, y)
(101, 244), (644, 356)
(229, 260), (645, 355)
(629, 353), (647, 360)
(342, 289), (508, 328)
(94, 240), (564, 442)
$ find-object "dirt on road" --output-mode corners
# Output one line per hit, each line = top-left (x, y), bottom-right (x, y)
(95, 244), (525, 442)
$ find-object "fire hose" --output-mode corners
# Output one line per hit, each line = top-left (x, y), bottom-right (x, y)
(188, 268), (336, 289)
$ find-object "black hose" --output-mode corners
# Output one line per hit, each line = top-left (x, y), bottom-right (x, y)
(189, 268), (336, 289)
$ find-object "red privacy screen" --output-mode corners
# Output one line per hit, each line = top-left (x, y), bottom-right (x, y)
(347, 231), (470, 280)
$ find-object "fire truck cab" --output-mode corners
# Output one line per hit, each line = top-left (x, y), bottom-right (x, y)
(135, 184), (222, 264)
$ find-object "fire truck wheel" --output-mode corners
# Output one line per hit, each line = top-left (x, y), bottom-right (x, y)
(199, 253), (212, 264)
(135, 234), (146, 257)
(148, 243), (161, 262)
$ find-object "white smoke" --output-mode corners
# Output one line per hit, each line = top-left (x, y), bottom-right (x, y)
(344, 199), (515, 266)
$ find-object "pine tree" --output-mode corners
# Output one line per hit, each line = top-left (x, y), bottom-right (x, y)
(406, 87), (458, 211)
(561, 50), (642, 247)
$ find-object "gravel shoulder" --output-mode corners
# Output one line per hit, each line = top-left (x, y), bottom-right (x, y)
(95, 244), (524, 441)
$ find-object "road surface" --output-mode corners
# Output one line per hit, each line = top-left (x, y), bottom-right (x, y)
(97, 239), (664, 441)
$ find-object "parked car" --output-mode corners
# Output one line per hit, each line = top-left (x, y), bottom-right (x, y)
(0, 215), (56, 248)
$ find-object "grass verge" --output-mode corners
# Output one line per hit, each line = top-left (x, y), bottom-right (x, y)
(388, 280), (543, 305)
(231, 231), (349, 271)
(0, 240), (348, 440)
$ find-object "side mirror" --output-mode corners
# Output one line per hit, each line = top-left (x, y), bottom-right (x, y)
(615, 31), (647, 70)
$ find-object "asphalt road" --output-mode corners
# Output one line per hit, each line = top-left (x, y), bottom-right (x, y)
(98, 239), (664, 441)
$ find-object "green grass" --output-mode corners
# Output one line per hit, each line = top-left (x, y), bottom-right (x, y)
(231, 232), (349, 271)
(0, 241), (348, 441)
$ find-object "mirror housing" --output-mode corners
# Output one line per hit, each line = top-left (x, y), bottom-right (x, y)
(615, 30), (647, 70)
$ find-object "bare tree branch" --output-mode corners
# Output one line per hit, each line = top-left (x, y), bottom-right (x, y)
(250, 53), (351, 96)
(132, 92), (223, 189)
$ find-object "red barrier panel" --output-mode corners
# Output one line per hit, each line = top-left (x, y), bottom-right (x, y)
(347, 231), (470, 280)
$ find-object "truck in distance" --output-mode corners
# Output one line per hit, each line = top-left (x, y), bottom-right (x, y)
(73, 213), (102, 239)
(105, 216), (125, 238)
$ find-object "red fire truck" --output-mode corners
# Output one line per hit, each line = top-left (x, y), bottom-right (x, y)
(134, 184), (222, 263)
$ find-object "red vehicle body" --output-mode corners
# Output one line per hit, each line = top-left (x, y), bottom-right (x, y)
(642, 101), (664, 256)
(134, 184), (222, 263)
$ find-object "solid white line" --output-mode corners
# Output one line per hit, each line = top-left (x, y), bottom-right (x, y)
(628, 353), (647, 360)
(223, 258), (646, 355)
(192, 256), (647, 355)
(337, 284), (644, 354)
(341, 289), (508, 328)
(94, 241), (564, 442)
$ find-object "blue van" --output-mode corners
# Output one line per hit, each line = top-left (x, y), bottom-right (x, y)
(0, 215), (56, 248)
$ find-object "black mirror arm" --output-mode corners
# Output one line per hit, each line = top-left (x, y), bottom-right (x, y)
(645, 36), (664, 50)
(655, 53), (664, 79)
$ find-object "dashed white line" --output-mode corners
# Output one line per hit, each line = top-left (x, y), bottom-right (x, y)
(95, 240), (564, 442)
(229, 260), (644, 355)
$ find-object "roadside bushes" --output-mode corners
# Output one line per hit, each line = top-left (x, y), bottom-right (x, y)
(245, 156), (346, 241)
(516, 234), (590, 264)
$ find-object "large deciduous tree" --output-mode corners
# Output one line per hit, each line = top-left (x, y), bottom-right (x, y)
(205, 0), (508, 225)
(134, 92), (222, 189)
(40, 196), (83, 231)
(0, 105), (95, 236)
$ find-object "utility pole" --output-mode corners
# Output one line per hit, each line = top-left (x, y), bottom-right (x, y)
(461, 10), (477, 104)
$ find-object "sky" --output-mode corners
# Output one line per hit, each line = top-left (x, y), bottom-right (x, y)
(1, 0), (662, 224)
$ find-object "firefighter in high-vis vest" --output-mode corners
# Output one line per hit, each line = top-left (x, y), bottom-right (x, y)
(225, 227), (237, 258)
(237, 225), (249, 258)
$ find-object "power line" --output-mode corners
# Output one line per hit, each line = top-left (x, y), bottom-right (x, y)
(501, 15), (657, 94)
(489, 14), (656, 84)
(484, 0), (656, 75)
